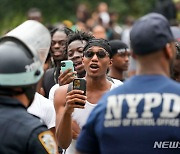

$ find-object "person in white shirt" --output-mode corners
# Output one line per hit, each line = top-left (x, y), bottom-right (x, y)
(28, 92), (56, 129)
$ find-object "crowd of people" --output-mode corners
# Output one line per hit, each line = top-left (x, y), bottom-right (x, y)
(0, 1), (180, 154)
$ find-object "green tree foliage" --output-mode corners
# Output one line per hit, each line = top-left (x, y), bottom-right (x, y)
(0, 0), (155, 35)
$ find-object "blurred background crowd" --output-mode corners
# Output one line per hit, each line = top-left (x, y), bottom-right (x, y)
(1, 0), (180, 37)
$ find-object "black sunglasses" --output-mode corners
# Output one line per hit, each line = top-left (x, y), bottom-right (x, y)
(84, 50), (109, 59)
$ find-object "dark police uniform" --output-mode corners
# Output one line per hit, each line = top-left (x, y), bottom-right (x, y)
(0, 96), (57, 154)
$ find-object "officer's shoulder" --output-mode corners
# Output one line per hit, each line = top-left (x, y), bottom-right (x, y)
(27, 115), (58, 154)
(27, 112), (46, 127)
(30, 128), (58, 154)
(19, 109), (46, 130)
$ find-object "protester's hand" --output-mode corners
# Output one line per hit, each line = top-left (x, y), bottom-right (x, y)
(72, 120), (80, 139)
(58, 69), (77, 86)
(65, 89), (87, 114)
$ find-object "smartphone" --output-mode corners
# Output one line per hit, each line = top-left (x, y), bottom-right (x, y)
(73, 78), (86, 106)
(61, 60), (74, 73)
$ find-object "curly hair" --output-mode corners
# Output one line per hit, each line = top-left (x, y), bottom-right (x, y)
(66, 30), (94, 46)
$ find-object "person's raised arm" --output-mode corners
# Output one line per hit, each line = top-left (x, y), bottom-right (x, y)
(54, 85), (86, 149)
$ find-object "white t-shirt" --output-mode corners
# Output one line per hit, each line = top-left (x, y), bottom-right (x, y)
(111, 78), (123, 86)
(49, 84), (59, 102)
(27, 92), (56, 129)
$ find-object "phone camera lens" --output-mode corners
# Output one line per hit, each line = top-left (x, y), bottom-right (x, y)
(61, 62), (66, 67)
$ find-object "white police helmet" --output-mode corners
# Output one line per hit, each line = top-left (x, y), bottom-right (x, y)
(0, 20), (51, 87)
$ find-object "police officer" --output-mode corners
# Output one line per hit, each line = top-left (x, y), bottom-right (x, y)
(76, 13), (180, 154)
(0, 21), (58, 154)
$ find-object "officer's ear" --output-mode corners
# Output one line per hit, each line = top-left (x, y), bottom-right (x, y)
(164, 42), (175, 60)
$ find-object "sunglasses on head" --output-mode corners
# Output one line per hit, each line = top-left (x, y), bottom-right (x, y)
(84, 50), (109, 59)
